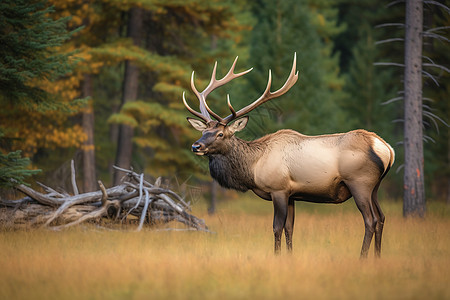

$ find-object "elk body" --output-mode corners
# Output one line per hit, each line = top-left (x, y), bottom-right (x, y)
(183, 54), (395, 257)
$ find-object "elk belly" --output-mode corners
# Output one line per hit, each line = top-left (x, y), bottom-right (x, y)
(285, 143), (350, 202)
(286, 145), (341, 190)
(253, 140), (345, 201)
(290, 180), (351, 203)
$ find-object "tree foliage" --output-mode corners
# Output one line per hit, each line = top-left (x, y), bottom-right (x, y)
(0, 0), (77, 107)
(1, 0), (448, 203)
(367, 0), (449, 205)
(236, 0), (346, 137)
(102, 0), (251, 179)
(0, 0), (81, 188)
(0, 0), (86, 157)
(0, 149), (41, 188)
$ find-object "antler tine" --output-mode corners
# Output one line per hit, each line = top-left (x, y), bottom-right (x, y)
(223, 53), (298, 124)
(226, 94), (237, 120)
(204, 57), (253, 94)
(190, 71), (201, 100)
(183, 92), (211, 122)
(186, 56), (253, 123)
(203, 60), (219, 95)
(190, 71), (212, 121)
(201, 57), (252, 122)
(221, 57), (254, 84)
(271, 52), (298, 97)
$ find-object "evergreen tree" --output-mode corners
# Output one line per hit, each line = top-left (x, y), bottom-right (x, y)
(0, 149), (40, 188)
(368, 0), (449, 205)
(45, 0), (238, 185)
(0, 0), (78, 188)
(343, 25), (397, 134)
(421, 5), (450, 203)
(113, 7), (143, 185)
(0, 0), (75, 107)
(106, 0), (250, 180)
(239, 0), (346, 138)
(48, 0), (141, 190)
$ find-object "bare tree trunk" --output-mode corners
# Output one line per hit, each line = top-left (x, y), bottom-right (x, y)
(403, 0), (425, 217)
(113, 7), (143, 185)
(81, 74), (96, 192)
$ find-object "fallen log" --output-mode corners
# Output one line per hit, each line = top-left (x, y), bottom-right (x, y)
(0, 164), (208, 232)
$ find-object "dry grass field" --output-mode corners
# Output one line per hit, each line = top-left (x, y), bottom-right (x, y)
(0, 194), (449, 300)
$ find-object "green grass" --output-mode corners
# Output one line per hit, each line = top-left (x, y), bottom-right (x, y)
(0, 194), (449, 300)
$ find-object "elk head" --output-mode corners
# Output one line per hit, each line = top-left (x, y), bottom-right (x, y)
(183, 54), (299, 156)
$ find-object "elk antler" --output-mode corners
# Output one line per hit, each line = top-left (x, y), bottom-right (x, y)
(183, 56), (252, 124)
(183, 53), (298, 124)
(223, 53), (298, 124)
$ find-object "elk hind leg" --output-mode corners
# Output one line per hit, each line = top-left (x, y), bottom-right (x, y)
(372, 181), (385, 257)
(284, 198), (295, 252)
(347, 183), (378, 258)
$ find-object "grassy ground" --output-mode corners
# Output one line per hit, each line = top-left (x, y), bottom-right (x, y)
(0, 194), (449, 300)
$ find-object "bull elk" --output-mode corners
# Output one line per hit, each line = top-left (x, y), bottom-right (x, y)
(183, 53), (395, 257)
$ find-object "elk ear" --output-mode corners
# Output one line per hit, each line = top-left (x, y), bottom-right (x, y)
(228, 116), (249, 134)
(187, 118), (207, 131)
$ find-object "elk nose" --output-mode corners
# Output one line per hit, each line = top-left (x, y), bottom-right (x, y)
(192, 143), (203, 152)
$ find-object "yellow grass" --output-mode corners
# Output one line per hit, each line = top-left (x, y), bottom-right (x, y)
(0, 195), (449, 300)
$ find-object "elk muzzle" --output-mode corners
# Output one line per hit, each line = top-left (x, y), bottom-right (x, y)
(192, 142), (207, 155)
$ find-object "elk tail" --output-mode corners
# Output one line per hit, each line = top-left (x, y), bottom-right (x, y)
(380, 141), (395, 181)
(371, 135), (395, 181)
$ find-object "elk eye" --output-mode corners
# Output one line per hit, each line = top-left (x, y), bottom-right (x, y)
(217, 132), (224, 138)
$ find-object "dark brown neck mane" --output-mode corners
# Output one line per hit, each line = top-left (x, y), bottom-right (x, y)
(207, 137), (266, 192)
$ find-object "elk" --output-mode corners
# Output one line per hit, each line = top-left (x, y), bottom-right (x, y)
(183, 54), (395, 257)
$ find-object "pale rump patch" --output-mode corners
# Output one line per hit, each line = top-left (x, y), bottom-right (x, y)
(371, 136), (393, 170)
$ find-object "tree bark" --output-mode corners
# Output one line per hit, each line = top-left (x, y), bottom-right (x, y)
(81, 74), (97, 192)
(113, 7), (143, 185)
(403, 0), (425, 217)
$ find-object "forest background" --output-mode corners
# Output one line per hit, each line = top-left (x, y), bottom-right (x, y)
(0, 0), (448, 209)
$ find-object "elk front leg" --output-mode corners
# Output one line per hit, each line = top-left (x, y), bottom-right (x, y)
(272, 192), (288, 254)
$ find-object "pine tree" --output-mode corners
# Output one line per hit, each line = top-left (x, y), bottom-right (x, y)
(343, 24), (397, 134)
(113, 7), (143, 185)
(0, 149), (40, 188)
(423, 8), (450, 203)
(0, 0), (79, 188)
(0, 0), (76, 107)
(105, 0), (250, 180)
(369, 0), (449, 209)
(239, 0), (346, 138)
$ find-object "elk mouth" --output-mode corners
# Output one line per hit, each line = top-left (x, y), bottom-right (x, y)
(192, 144), (208, 156)
(193, 149), (207, 156)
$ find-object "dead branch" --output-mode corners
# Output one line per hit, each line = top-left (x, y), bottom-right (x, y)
(71, 160), (79, 195)
(0, 166), (208, 232)
(114, 165), (190, 209)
